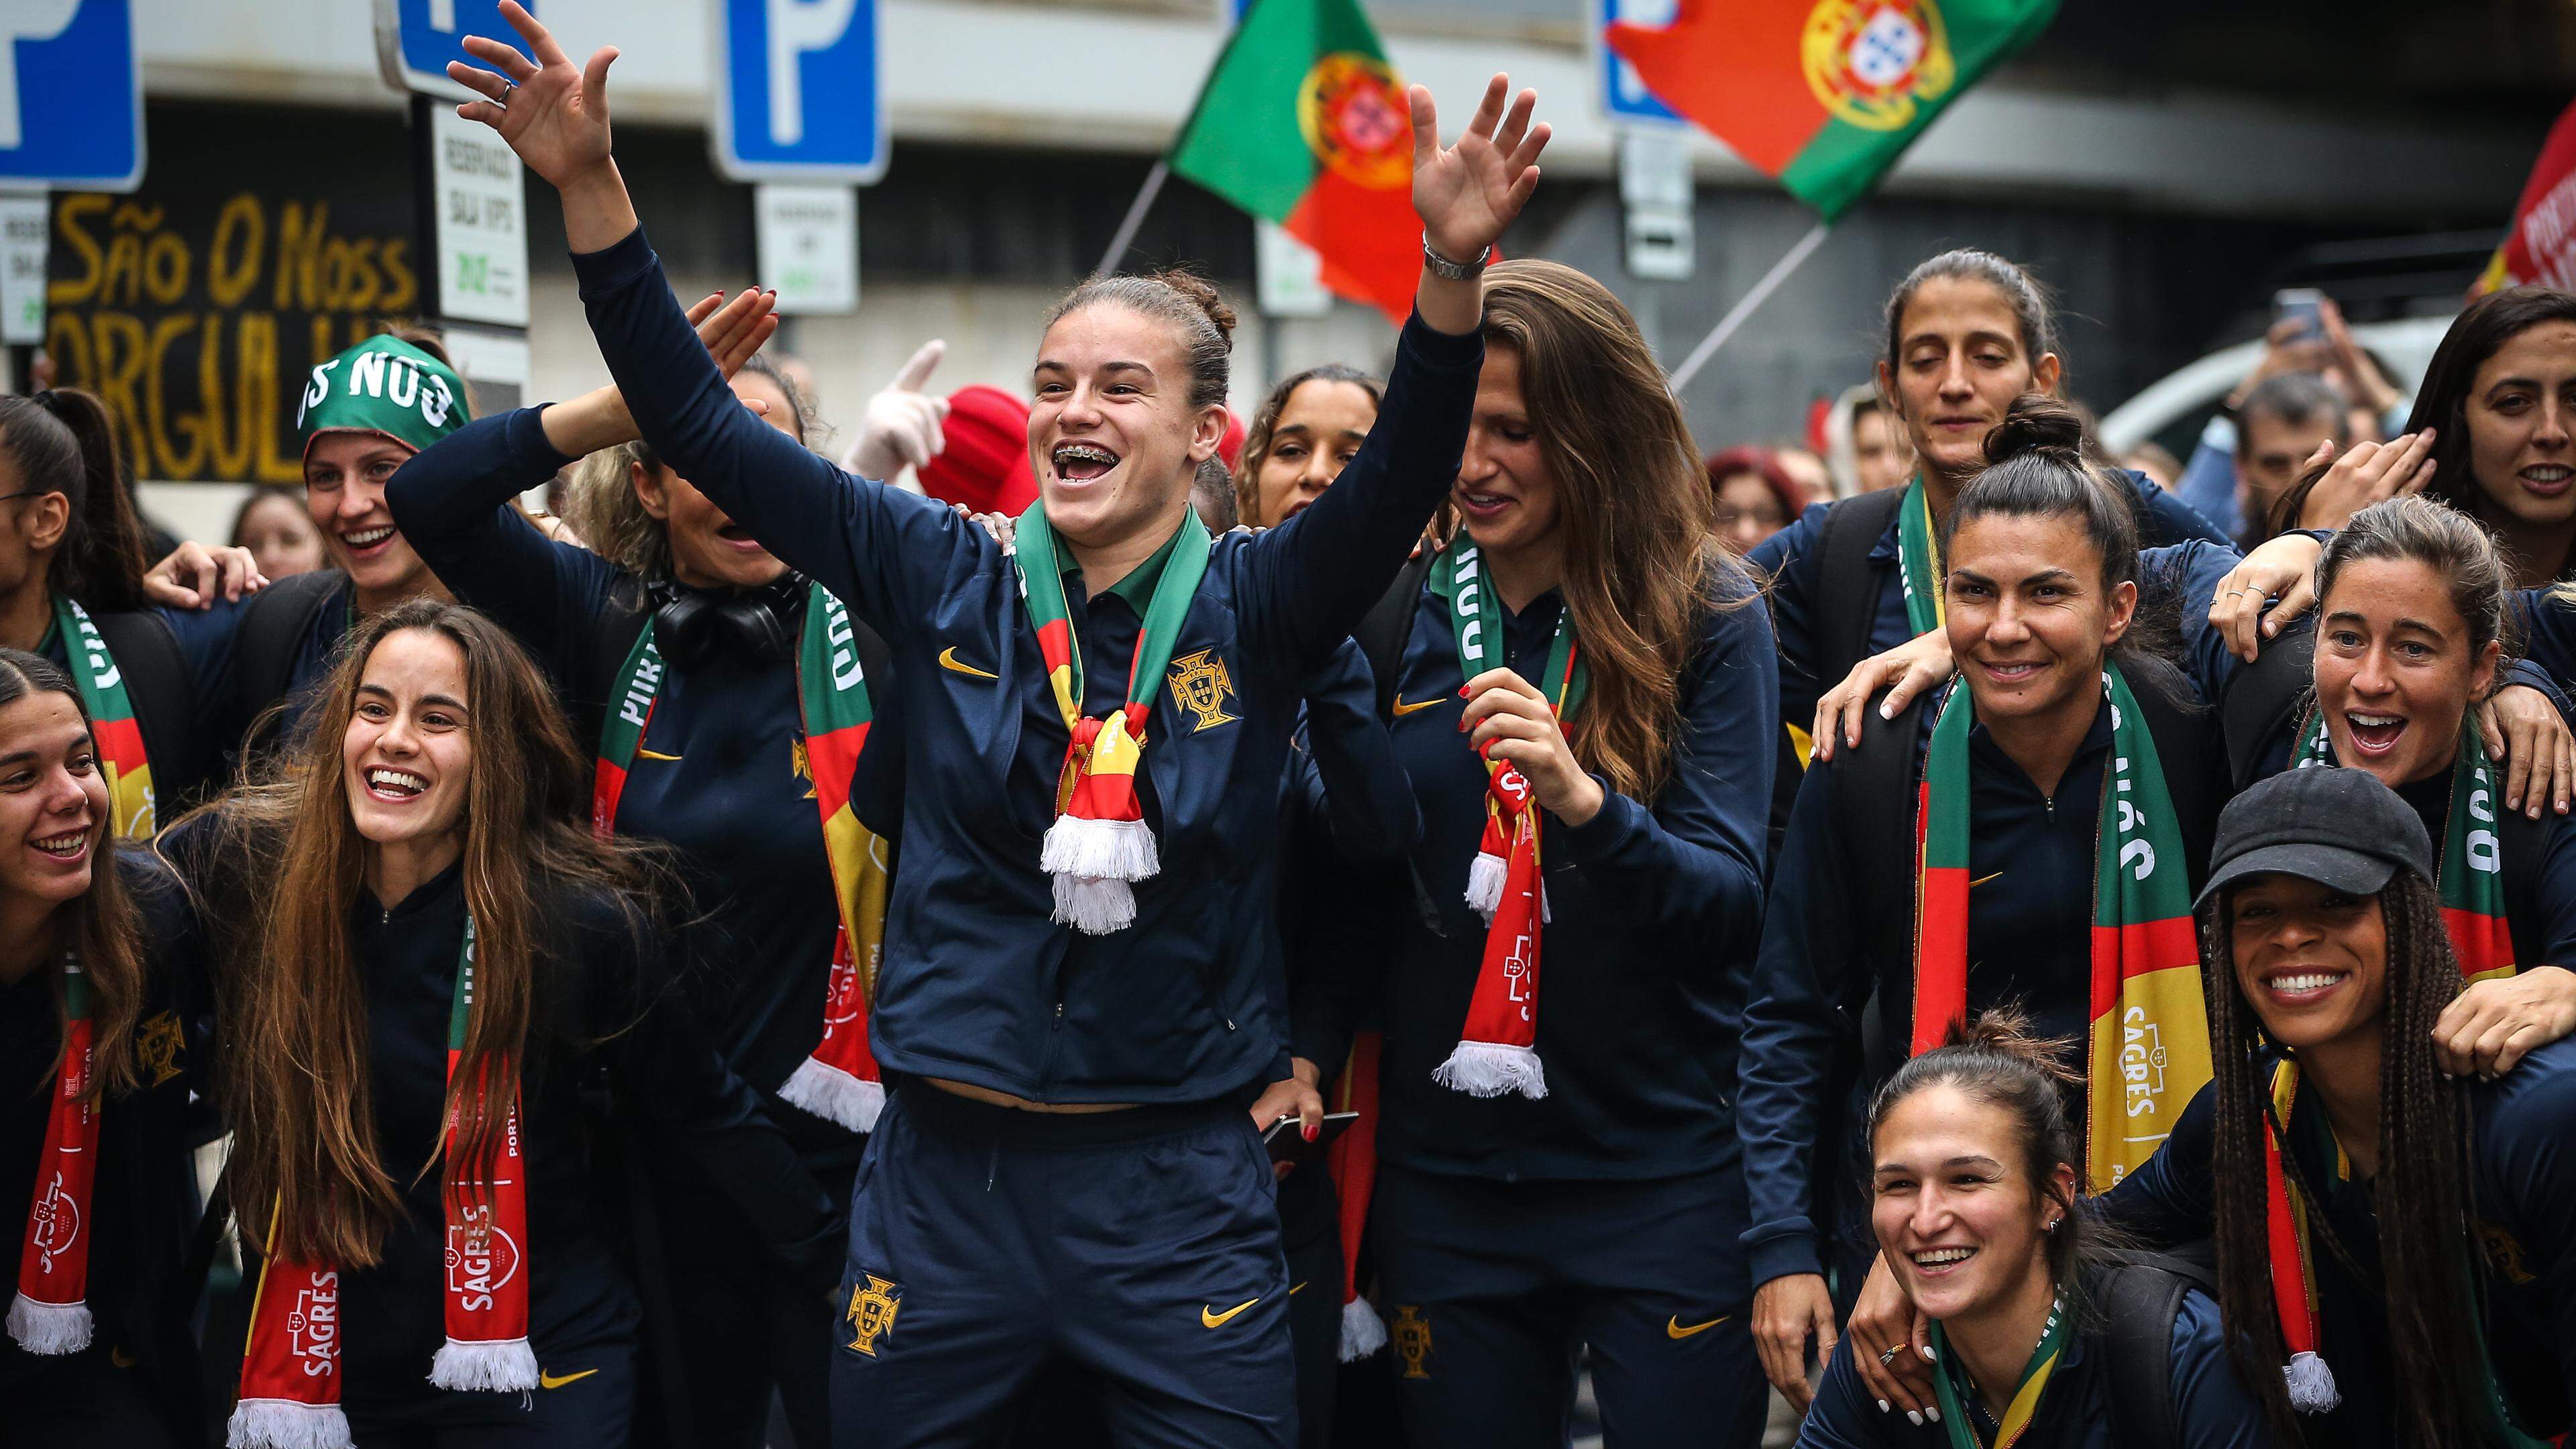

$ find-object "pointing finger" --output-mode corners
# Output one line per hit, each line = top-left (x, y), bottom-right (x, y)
(890, 339), (947, 393)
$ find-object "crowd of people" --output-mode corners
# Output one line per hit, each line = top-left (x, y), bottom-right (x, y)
(11, 7), (2576, 1448)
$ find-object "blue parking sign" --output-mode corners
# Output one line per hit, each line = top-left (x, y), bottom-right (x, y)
(0, 0), (142, 191)
(376, 0), (539, 100)
(1592, 0), (1682, 127)
(712, 0), (886, 183)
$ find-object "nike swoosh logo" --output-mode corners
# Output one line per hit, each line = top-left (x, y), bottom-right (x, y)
(1666, 1315), (1729, 1339)
(636, 747), (682, 761)
(1969, 871), (2004, 888)
(938, 647), (998, 680)
(1289, 1281), (1307, 1295)
(539, 1368), (600, 1389)
(1390, 696), (1445, 717)
(1201, 1298), (1260, 1328)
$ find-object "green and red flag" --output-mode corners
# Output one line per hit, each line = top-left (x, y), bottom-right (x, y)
(2474, 95), (2576, 294)
(1914, 667), (2208, 1192)
(1169, 0), (1421, 324)
(1606, 0), (2060, 221)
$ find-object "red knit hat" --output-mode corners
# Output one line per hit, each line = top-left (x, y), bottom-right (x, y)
(1217, 409), (1247, 470)
(918, 385), (1039, 515)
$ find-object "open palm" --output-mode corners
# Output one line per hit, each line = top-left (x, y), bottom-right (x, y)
(1409, 75), (1550, 265)
(447, 1), (617, 189)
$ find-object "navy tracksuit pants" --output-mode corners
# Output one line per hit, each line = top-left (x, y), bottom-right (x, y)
(830, 1083), (1294, 1449)
(1373, 1164), (1768, 1449)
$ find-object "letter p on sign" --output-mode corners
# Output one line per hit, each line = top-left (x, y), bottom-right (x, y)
(768, 0), (858, 146)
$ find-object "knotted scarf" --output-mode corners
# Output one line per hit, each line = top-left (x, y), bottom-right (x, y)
(1913, 667), (2211, 1190)
(1895, 475), (1945, 636)
(229, 919), (529, 1449)
(593, 583), (892, 1132)
(2290, 710), (2517, 981)
(1928, 1291), (2069, 1449)
(1429, 544), (1586, 1100)
(8, 955), (98, 1354)
(1012, 503), (1211, 935)
(51, 595), (152, 841)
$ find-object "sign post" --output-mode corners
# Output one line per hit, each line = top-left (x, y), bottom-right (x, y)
(755, 183), (860, 315)
(712, 0), (888, 183)
(0, 0), (144, 388)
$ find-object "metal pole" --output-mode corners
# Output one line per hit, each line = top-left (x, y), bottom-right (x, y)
(1093, 160), (1171, 279)
(1667, 219), (1832, 394)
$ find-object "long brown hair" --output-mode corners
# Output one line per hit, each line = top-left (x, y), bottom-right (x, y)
(0, 647), (146, 1096)
(2200, 869), (2489, 1449)
(1478, 260), (1734, 800)
(195, 599), (661, 1266)
(1, 390), (150, 613)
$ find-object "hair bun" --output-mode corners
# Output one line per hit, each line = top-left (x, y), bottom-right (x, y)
(1142, 268), (1237, 348)
(1983, 392), (2088, 468)
(1945, 1005), (2084, 1086)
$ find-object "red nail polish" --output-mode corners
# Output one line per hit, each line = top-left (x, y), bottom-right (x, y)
(1303, 1123), (1319, 1142)
(1458, 684), (1470, 698)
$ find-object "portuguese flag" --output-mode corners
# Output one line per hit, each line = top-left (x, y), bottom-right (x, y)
(1607, 0), (2060, 221)
(1169, 0), (1421, 324)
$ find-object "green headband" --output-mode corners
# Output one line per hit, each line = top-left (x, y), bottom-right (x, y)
(295, 335), (470, 455)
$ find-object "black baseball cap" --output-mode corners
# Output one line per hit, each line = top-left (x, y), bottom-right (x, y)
(2194, 767), (2435, 911)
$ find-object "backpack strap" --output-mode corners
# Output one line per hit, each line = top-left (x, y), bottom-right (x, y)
(89, 606), (205, 812)
(1827, 689), (1931, 1073)
(1813, 487), (1911, 690)
(2501, 798), (2550, 972)
(2100, 1252), (2219, 1449)
(227, 569), (347, 765)
(1354, 549), (1434, 718)
(2220, 623), (2315, 792)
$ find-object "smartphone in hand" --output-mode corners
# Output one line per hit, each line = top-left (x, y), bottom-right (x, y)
(1263, 1111), (1360, 1173)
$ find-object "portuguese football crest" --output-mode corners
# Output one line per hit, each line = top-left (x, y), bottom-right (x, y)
(844, 1275), (903, 1358)
(1166, 649), (1239, 732)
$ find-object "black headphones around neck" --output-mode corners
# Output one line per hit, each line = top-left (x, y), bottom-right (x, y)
(647, 571), (806, 672)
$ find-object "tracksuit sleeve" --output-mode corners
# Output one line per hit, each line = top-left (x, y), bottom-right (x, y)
(1296, 640), (1419, 864)
(2484, 1065), (2576, 1397)
(593, 912), (837, 1272)
(2096, 1082), (2216, 1248)
(1552, 584), (1776, 955)
(2171, 1290), (2287, 1449)
(2129, 468), (2233, 548)
(2147, 538), (2250, 704)
(2514, 587), (2576, 688)
(569, 226), (981, 640)
(386, 407), (616, 674)
(1738, 757), (1858, 1289)
(1236, 313), (1482, 675)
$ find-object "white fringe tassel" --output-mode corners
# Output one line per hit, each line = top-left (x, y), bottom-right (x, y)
(1338, 1296), (1387, 1362)
(1041, 815), (1159, 883)
(227, 1398), (353, 1449)
(1463, 853), (1507, 920)
(5, 1292), (91, 1354)
(778, 1058), (886, 1132)
(429, 1336), (540, 1392)
(1431, 1041), (1548, 1100)
(1053, 873), (1137, 935)
(2284, 1350), (2340, 1413)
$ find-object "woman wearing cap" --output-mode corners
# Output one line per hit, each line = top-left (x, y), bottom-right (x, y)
(449, 7), (1544, 1442)
(1743, 396), (2267, 1419)
(166, 599), (834, 1449)
(0, 649), (210, 1445)
(387, 295), (888, 1449)
(1794, 1010), (2275, 1449)
(2104, 763), (2576, 1448)
(1356, 257), (1776, 1449)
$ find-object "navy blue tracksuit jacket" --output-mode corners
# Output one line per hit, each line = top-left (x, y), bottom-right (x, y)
(574, 225), (1481, 1106)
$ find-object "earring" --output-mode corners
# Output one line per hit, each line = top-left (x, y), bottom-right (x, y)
(2043, 1217), (2059, 1233)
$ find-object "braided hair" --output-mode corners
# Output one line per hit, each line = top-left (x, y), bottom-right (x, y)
(2199, 868), (2489, 1448)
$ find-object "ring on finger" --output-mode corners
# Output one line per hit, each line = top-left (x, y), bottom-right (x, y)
(1878, 1346), (1904, 1366)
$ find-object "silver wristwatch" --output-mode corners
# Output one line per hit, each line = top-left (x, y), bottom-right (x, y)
(1421, 231), (1493, 281)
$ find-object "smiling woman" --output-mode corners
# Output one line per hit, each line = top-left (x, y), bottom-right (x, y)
(164, 600), (835, 1449)
(2102, 765), (2576, 1449)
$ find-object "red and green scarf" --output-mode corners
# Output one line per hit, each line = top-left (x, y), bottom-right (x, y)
(1914, 666), (2212, 1191)
(51, 595), (153, 841)
(2291, 710), (2517, 981)
(230, 920), (532, 1449)
(1326, 1030), (1385, 1361)
(1428, 543), (1586, 1101)
(1928, 1291), (2069, 1449)
(592, 583), (891, 1132)
(1894, 475), (1946, 637)
(8, 954), (98, 1355)
(1012, 503), (1211, 935)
